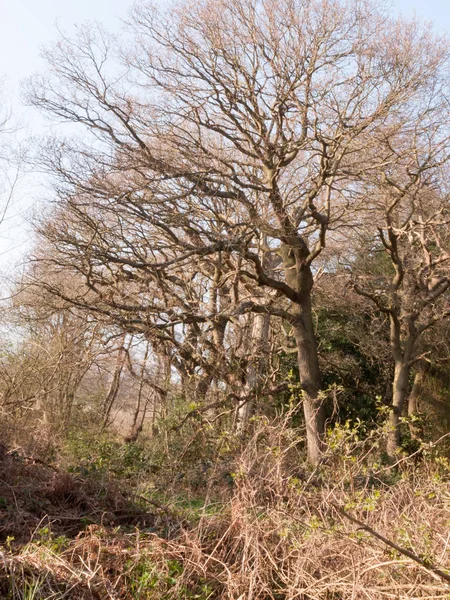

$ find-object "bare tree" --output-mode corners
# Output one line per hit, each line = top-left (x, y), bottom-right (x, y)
(351, 119), (450, 456)
(26, 0), (450, 463)
(1, 276), (109, 437)
(101, 333), (131, 429)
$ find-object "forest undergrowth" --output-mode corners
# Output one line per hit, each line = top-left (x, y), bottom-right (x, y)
(1, 415), (450, 599)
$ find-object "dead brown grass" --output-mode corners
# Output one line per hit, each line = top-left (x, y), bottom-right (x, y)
(0, 446), (159, 543)
(164, 417), (450, 599)
(1, 417), (450, 598)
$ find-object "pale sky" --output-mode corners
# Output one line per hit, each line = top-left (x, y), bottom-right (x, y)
(0, 0), (136, 283)
(0, 0), (449, 283)
(0, 0), (136, 95)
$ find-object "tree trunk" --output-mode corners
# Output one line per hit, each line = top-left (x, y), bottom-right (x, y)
(408, 360), (429, 439)
(125, 342), (150, 443)
(102, 335), (128, 430)
(293, 302), (325, 466)
(237, 311), (271, 430)
(280, 243), (325, 466)
(387, 360), (411, 458)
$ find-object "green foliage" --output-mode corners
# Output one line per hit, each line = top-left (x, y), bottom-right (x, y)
(351, 238), (396, 278)
(318, 308), (387, 427)
(124, 554), (215, 599)
(65, 429), (155, 480)
(32, 527), (69, 554)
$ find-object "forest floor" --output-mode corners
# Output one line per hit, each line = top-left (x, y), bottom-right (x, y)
(1, 421), (450, 599)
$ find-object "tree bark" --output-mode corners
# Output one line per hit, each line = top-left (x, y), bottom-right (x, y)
(280, 243), (325, 465)
(237, 310), (271, 430)
(293, 302), (325, 465)
(102, 335), (128, 430)
(386, 360), (411, 458)
(407, 360), (429, 439)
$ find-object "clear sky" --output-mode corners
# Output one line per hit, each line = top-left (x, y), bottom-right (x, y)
(394, 0), (450, 32)
(0, 0), (449, 283)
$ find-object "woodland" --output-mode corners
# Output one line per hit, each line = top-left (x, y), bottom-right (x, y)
(1, 0), (450, 598)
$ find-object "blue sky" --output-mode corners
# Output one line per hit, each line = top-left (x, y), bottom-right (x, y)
(0, 0), (449, 278)
(395, 0), (450, 31)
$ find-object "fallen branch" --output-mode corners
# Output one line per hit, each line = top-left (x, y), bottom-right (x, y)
(334, 504), (450, 585)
